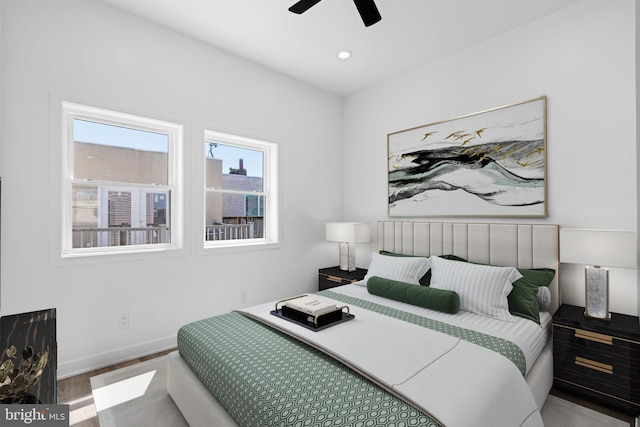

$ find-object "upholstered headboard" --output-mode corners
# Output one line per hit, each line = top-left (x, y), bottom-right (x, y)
(377, 222), (561, 314)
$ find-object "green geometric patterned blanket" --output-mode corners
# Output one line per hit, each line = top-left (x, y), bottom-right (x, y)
(319, 289), (527, 376)
(178, 312), (441, 426)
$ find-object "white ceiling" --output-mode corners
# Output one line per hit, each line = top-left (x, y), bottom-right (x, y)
(97, 0), (581, 97)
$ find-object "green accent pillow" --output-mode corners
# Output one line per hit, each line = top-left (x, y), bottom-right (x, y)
(367, 276), (460, 314)
(509, 268), (556, 324)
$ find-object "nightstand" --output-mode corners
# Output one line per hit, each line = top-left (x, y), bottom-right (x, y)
(318, 266), (367, 291)
(553, 304), (640, 416)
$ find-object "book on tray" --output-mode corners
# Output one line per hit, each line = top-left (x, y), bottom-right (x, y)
(284, 296), (337, 316)
(278, 296), (343, 327)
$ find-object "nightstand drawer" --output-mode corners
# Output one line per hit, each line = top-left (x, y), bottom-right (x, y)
(554, 324), (640, 412)
(319, 274), (352, 289)
(318, 267), (367, 291)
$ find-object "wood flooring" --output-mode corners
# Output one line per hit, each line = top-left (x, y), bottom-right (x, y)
(549, 387), (635, 427)
(56, 348), (176, 427)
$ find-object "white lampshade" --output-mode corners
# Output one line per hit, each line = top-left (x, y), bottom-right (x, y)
(560, 229), (636, 268)
(326, 222), (370, 272)
(326, 222), (370, 243)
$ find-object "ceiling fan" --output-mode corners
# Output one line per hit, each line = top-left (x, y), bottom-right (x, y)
(288, 0), (382, 27)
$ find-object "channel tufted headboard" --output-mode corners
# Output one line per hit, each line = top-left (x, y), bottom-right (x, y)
(377, 221), (561, 314)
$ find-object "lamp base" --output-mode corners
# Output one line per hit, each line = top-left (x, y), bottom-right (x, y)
(584, 265), (610, 320)
(338, 242), (356, 272)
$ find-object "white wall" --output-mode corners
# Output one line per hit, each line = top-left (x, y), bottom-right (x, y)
(343, 0), (638, 315)
(0, 0), (342, 377)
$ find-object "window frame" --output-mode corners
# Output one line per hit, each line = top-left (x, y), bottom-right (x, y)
(203, 130), (279, 250)
(61, 101), (183, 257)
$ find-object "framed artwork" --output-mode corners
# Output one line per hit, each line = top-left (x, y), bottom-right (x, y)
(388, 96), (547, 217)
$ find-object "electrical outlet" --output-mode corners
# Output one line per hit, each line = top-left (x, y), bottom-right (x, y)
(119, 312), (130, 329)
(240, 290), (247, 303)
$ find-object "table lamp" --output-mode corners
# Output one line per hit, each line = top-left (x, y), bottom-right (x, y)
(326, 222), (370, 272)
(560, 228), (636, 320)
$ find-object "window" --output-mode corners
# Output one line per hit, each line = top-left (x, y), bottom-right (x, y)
(204, 131), (278, 248)
(62, 102), (182, 256)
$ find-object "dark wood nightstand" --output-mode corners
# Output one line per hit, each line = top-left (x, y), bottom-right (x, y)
(553, 304), (640, 417)
(318, 266), (367, 291)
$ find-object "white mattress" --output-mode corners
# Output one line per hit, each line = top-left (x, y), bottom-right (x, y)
(332, 283), (550, 376)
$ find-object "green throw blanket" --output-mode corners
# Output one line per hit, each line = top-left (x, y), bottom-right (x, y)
(178, 312), (440, 426)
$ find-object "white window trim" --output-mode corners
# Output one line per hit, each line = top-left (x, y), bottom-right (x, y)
(61, 101), (183, 258)
(203, 130), (279, 250)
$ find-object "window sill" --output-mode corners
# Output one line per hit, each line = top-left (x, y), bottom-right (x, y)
(200, 240), (281, 254)
(54, 244), (186, 266)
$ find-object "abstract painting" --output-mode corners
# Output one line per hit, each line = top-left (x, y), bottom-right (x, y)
(388, 96), (547, 217)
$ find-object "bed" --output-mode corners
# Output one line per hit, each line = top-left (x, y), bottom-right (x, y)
(168, 221), (560, 426)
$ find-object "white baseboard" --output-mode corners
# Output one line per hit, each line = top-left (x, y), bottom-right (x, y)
(57, 335), (177, 379)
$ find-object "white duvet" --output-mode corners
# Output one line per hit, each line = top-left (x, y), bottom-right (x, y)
(238, 285), (544, 427)
(336, 282), (551, 375)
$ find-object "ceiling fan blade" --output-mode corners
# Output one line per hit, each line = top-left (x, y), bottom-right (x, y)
(289, 0), (322, 14)
(353, 0), (381, 27)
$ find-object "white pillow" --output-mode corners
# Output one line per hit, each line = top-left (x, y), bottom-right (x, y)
(429, 255), (522, 322)
(363, 252), (430, 285)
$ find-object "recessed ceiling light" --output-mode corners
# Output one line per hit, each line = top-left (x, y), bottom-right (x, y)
(337, 51), (351, 60)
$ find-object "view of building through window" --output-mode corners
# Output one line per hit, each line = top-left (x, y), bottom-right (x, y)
(62, 102), (276, 255)
(204, 139), (266, 242)
(63, 104), (179, 255)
